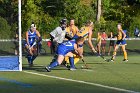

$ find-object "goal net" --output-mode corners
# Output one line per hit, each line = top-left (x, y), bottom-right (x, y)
(0, 0), (22, 71)
(0, 39), (19, 71)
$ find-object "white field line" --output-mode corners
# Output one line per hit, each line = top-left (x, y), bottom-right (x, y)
(23, 71), (140, 93)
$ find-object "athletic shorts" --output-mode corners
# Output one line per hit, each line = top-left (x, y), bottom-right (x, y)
(73, 34), (79, 39)
(109, 40), (115, 46)
(116, 40), (127, 45)
(56, 44), (69, 56)
(24, 42), (35, 47)
(101, 43), (106, 47)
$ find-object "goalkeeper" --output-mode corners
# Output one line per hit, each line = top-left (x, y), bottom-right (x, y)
(25, 23), (41, 66)
(50, 18), (73, 54)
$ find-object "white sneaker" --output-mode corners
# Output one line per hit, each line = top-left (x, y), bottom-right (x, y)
(108, 53), (110, 56)
(45, 66), (51, 72)
(123, 59), (128, 62)
(70, 68), (76, 71)
(110, 59), (114, 62)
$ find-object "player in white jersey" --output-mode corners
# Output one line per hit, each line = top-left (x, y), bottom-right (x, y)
(50, 19), (72, 53)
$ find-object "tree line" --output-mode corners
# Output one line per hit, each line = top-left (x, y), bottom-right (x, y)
(0, 0), (140, 38)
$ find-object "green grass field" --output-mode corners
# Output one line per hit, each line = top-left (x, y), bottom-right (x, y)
(0, 55), (140, 93)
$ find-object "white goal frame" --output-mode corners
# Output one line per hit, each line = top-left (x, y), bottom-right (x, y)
(18, 0), (22, 71)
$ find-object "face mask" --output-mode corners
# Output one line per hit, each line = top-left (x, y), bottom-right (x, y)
(61, 26), (66, 30)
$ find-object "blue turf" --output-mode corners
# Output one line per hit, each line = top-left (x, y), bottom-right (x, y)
(0, 56), (19, 71)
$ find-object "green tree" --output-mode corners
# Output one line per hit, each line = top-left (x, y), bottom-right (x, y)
(0, 0), (18, 38)
(101, 0), (140, 36)
(21, 0), (140, 37)
(0, 16), (11, 39)
(129, 15), (140, 37)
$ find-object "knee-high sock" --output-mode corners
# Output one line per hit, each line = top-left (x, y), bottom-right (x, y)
(49, 61), (59, 69)
(69, 57), (75, 68)
(124, 51), (128, 59)
(31, 55), (37, 62)
(27, 55), (32, 64)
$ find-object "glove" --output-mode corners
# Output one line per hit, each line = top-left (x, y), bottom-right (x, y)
(65, 33), (73, 40)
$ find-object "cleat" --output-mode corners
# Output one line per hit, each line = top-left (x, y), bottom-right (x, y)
(97, 53), (101, 57)
(29, 64), (33, 67)
(106, 58), (114, 62)
(45, 66), (51, 72)
(66, 65), (70, 69)
(123, 59), (128, 62)
(108, 53), (110, 56)
(110, 59), (114, 62)
(29, 62), (33, 67)
(70, 68), (76, 71)
(105, 59), (110, 62)
(110, 56), (115, 62)
(104, 58), (107, 61)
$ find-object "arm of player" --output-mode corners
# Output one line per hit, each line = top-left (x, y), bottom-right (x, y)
(50, 28), (57, 39)
(26, 31), (30, 46)
(75, 26), (79, 35)
(36, 30), (41, 37)
(65, 32), (73, 40)
(88, 28), (96, 53)
(121, 29), (126, 40)
(74, 44), (83, 59)
(36, 30), (42, 42)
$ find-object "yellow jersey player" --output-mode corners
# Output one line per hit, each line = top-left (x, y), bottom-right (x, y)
(73, 21), (96, 53)
(64, 21), (96, 65)
(96, 32), (102, 55)
(65, 21), (105, 65)
(66, 19), (79, 37)
(110, 23), (128, 62)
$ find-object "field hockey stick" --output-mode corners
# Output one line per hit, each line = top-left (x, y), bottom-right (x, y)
(81, 59), (89, 69)
(29, 41), (37, 50)
(93, 51), (106, 61)
(83, 41), (106, 61)
(27, 41), (38, 56)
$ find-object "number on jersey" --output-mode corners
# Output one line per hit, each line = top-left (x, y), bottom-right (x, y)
(63, 41), (72, 46)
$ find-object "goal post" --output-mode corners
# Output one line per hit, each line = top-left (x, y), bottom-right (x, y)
(18, 0), (22, 71)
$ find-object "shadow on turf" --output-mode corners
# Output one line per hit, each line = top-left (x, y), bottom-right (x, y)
(78, 62), (140, 65)
(127, 49), (140, 54)
(123, 62), (140, 65)
(78, 62), (108, 65)
(23, 64), (69, 72)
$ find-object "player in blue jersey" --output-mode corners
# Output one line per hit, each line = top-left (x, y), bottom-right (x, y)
(45, 37), (85, 72)
(25, 23), (41, 66)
